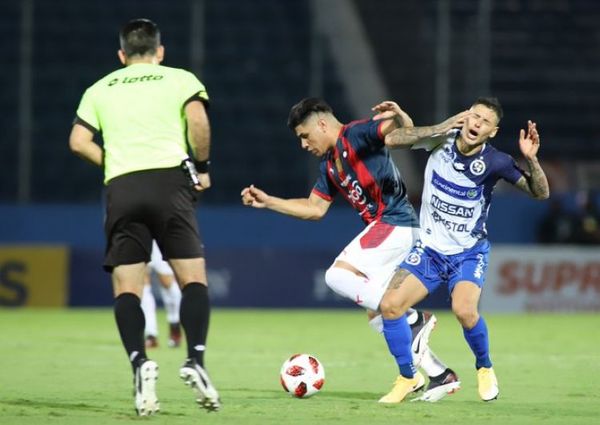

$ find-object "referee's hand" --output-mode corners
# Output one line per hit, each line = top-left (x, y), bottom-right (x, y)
(194, 173), (211, 192)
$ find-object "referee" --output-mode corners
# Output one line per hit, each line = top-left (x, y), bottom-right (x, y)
(69, 19), (219, 415)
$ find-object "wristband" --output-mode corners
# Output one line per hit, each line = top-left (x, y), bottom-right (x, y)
(194, 159), (210, 173)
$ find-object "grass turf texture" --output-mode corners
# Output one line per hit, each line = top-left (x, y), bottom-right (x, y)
(0, 309), (598, 425)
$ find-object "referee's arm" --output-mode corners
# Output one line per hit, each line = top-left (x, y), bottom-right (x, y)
(185, 100), (210, 165)
(69, 123), (103, 167)
(185, 100), (211, 191)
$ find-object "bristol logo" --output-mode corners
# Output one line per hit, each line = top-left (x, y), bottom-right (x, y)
(470, 159), (486, 176)
(405, 252), (421, 266)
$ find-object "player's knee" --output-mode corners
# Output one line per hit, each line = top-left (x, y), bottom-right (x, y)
(379, 293), (410, 320)
(452, 303), (478, 328)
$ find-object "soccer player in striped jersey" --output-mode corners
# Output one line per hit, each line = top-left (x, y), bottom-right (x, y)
(373, 97), (549, 403)
(242, 98), (460, 401)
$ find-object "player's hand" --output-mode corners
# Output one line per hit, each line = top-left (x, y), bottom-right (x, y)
(372, 100), (401, 119)
(241, 184), (269, 208)
(372, 101), (414, 128)
(519, 120), (540, 160)
(371, 101), (403, 120)
(194, 173), (211, 192)
(435, 110), (473, 133)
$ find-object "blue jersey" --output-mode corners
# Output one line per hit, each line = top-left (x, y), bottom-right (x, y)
(312, 119), (418, 227)
(413, 129), (524, 254)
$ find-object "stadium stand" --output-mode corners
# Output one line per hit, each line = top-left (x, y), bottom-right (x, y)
(1, 0), (599, 224)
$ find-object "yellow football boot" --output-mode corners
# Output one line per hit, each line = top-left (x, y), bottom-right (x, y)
(378, 371), (425, 403)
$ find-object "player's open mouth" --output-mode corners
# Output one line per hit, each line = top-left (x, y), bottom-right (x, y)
(467, 129), (479, 140)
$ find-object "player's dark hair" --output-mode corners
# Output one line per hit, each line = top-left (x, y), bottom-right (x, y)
(287, 98), (333, 130)
(473, 97), (503, 123)
(119, 18), (160, 57)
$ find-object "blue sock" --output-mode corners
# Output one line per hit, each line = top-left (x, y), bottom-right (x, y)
(383, 315), (416, 378)
(463, 316), (492, 369)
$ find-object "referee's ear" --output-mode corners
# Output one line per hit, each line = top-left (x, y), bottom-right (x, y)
(117, 49), (127, 65)
(156, 45), (165, 63)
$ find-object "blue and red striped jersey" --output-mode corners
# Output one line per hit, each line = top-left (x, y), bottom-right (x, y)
(312, 119), (418, 227)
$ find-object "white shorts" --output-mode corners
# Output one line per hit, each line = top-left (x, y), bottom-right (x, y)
(332, 220), (419, 310)
(148, 240), (174, 276)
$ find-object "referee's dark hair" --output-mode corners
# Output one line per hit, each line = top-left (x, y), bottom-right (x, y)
(473, 97), (504, 123)
(288, 98), (333, 130)
(119, 18), (160, 58)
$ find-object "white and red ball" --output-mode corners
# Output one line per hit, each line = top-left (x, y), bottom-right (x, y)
(280, 353), (325, 398)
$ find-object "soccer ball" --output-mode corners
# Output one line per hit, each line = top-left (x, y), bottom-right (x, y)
(279, 353), (325, 398)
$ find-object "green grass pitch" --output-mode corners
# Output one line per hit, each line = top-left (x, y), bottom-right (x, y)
(0, 309), (598, 425)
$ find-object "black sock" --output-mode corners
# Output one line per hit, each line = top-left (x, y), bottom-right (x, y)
(180, 282), (210, 366)
(114, 292), (147, 371)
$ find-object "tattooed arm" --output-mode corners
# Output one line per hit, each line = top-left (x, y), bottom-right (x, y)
(513, 120), (550, 200)
(383, 110), (473, 148)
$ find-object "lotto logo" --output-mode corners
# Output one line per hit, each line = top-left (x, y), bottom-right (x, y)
(108, 75), (164, 86)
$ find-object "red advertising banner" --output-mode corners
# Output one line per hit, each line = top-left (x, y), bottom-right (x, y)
(482, 246), (600, 312)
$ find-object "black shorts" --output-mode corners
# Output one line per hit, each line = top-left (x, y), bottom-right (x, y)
(103, 167), (204, 272)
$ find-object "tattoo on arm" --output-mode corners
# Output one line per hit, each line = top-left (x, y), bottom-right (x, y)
(516, 158), (550, 199)
(386, 125), (441, 147)
(387, 269), (411, 290)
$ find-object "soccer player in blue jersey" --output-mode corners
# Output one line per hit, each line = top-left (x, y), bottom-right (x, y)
(371, 97), (550, 403)
(241, 98), (461, 401)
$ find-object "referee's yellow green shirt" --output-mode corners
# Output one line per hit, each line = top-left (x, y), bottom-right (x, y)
(75, 63), (209, 183)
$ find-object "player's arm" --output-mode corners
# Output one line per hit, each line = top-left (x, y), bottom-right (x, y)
(241, 185), (332, 220)
(370, 101), (414, 136)
(185, 100), (211, 191)
(382, 110), (473, 148)
(69, 123), (103, 166)
(512, 120), (550, 200)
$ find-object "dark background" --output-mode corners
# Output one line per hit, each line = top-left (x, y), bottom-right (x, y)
(1, 0), (599, 204)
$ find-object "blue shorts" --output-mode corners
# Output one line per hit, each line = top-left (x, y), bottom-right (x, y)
(400, 240), (490, 295)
